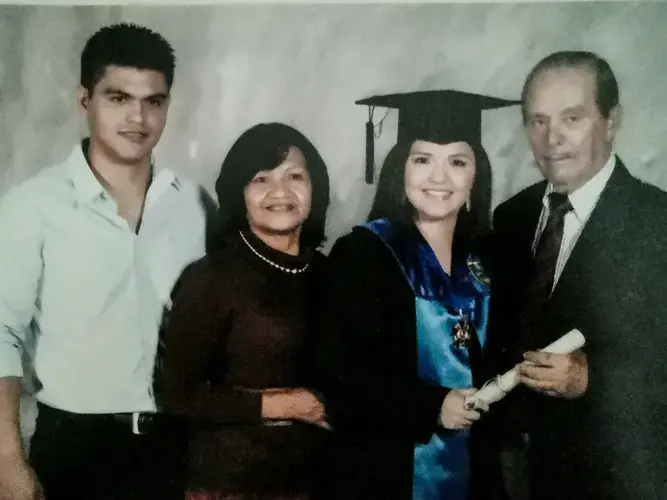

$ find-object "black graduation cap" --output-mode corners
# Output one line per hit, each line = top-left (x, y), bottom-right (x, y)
(356, 90), (521, 184)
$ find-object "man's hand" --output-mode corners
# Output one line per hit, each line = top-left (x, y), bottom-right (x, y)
(0, 378), (43, 499)
(518, 349), (588, 398)
(0, 454), (44, 500)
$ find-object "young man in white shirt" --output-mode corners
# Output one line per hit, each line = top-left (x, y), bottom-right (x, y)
(0, 22), (213, 500)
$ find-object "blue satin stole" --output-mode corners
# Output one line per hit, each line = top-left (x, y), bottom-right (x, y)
(363, 218), (490, 500)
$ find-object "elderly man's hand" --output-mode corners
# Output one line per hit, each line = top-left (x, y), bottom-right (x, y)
(518, 349), (588, 399)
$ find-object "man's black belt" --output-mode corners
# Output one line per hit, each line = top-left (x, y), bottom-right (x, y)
(36, 402), (185, 436)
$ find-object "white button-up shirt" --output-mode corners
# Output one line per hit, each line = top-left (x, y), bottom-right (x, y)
(532, 153), (616, 289)
(0, 142), (210, 414)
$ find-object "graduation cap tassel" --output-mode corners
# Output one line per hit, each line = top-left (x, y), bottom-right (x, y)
(365, 117), (375, 184)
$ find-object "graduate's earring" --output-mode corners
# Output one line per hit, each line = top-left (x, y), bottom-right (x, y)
(465, 199), (471, 212)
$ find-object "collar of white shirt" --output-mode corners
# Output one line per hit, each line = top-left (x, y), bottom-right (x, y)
(66, 141), (182, 204)
(542, 153), (617, 223)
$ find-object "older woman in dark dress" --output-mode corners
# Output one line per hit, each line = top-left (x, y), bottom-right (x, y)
(160, 122), (332, 500)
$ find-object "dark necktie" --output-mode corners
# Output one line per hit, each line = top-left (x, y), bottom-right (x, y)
(517, 191), (574, 350)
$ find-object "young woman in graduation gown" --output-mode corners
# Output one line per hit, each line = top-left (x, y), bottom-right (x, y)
(159, 122), (333, 500)
(315, 116), (506, 500)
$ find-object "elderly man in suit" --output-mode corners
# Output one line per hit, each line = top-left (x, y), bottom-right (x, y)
(487, 50), (667, 500)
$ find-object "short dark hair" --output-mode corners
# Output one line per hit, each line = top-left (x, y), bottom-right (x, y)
(367, 139), (492, 258)
(521, 50), (619, 121)
(80, 22), (176, 92)
(213, 122), (331, 250)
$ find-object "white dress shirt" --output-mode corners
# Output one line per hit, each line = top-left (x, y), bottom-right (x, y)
(532, 153), (617, 289)
(0, 141), (209, 414)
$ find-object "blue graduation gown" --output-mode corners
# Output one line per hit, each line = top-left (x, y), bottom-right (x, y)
(364, 218), (490, 500)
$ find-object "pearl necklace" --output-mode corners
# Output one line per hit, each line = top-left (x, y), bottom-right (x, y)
(239, 231), (310, 274)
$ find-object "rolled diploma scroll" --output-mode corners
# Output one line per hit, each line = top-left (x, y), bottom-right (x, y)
(464, 329), (586, 410)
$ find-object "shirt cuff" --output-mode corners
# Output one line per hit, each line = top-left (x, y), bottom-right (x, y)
(0, 347), (24, 378)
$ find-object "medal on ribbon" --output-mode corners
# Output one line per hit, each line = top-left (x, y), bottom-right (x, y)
(452, 308), (474, 349)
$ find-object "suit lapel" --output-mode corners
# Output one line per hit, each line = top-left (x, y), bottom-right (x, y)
(515, 181), (548, 258)
(548, 157), (635, 324)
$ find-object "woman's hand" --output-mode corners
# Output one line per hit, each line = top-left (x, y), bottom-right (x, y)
(261, 388), (331, 430)
(438, 388), (487, 430)
(287, 388), (330, 429)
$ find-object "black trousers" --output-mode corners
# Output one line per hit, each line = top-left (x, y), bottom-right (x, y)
(29, 403), (188, 500)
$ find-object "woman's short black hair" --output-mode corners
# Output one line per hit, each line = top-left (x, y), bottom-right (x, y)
(213, 122), (331, 250)
(367, 139), (493, 258)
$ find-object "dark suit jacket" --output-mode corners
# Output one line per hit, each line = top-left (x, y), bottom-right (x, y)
(486, 158), (667, 500)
